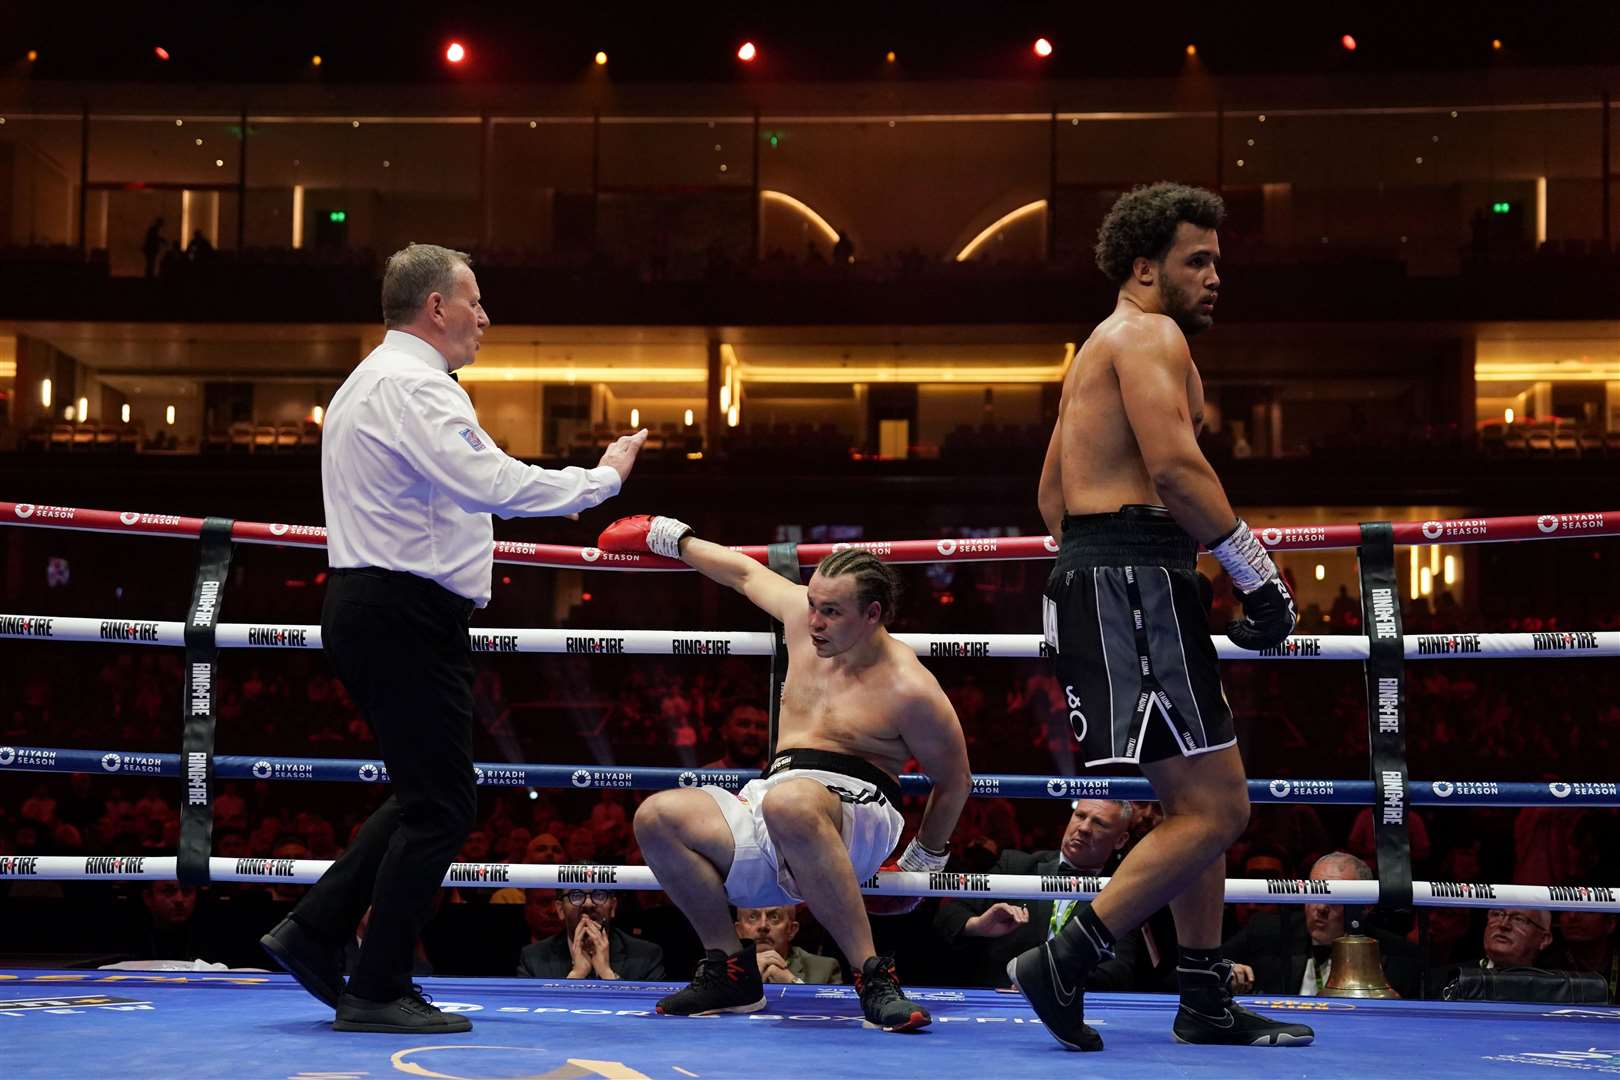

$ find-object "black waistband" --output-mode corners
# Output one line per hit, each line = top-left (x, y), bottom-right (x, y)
(330, 567), (476, 621)
(765, 748), (904, 807)
(1057, 505), (1198, 569)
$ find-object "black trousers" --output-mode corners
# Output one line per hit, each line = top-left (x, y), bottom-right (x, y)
(291, 568), (477, 1001)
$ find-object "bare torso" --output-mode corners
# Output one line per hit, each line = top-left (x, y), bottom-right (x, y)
(774, 631), (930, 779)
(1059, 309), (1206, 515)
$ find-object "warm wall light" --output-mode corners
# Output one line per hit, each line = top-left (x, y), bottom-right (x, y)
(1409, 545), (1420, 600)
(63, 405), (76, 422)
(311, 55), (322, 67)
(719, 384), (731, 411)
(956, 200), (1048, 261)
(154, 46), (171, 61)
(120, 404), (131, 423)
(594, 51), (608, 66)
(1314, 564), (1326, 581)
(1431, 544), (1442, 576)
(446, 42), (466, 63)
(1341, 34), (1357, 51)
(1419, 566), (1433, 597)
(885, 50), (896, 63)
(683, 409), (694, 426)
(165, 405), (176, 425)
(1443, 555), (1456, 586)
(1033, 38), (1053, 58)
(1504, 407), (1515, 424)
(291, 184), (305, 248)
(312, 405), (324, 426)
(1185, 44), (1198, 57)
(629, 408), (639, 428)
(1492, 38), (1502, 51)
(727, 404), (740, 427)
(26, 49), (38, 62)
(40, 378), (52, 408)
(760, 190), (839, 247)
(77, 396), (88, 422)
(737, 41), (757, 62)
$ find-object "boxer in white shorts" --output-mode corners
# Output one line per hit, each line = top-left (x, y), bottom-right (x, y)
(704, 748), (906, 909)
(597, 515), (972, 1032)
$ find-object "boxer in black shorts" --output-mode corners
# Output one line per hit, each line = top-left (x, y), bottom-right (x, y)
(1045, 506), (1234, 766)
(1010, 183), (1313, 1051)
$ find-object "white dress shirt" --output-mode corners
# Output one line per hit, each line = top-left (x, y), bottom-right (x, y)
(322, 330), (621, 607)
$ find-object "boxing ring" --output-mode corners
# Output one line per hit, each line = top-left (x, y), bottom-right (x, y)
(2, 500), (1619, 1078)
(2, 972), (1615, 1079)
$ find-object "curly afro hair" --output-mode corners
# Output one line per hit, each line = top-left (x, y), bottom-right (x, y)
(1094, 182), (1225, 284)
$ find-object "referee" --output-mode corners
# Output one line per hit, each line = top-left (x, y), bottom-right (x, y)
(261, 243), (646, 1034)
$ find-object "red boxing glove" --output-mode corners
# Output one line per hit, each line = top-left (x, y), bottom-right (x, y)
(597, 515), (691, 558)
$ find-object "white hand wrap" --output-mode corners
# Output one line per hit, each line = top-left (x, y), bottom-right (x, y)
(646, 516), (693, 559)
(1208, 518), (1279, 595)
(896, 838), (949, 874)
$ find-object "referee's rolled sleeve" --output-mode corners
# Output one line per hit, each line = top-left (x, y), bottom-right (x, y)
(396, 379), (622, 518)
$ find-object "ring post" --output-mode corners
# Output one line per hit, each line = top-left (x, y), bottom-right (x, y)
(1357, 521), (1413, 911)
(763, 541), (801, 757)
(177, 516), (234, 885)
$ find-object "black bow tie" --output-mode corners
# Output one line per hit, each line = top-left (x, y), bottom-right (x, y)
(449, 371), (459, 383)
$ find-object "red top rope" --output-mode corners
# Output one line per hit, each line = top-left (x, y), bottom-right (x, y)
(2, 502), (1615, 570)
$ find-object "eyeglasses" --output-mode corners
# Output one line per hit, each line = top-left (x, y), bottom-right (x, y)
(561, 890), (612, 906)
(1486, 910), (1546, 933)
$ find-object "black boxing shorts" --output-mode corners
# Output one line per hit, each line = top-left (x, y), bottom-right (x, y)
(1043, 505), (1236, 766)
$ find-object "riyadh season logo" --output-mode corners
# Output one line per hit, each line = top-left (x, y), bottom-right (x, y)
(120, 511), (140, 525)
(937, 539), (958, 556)
(1046, 778), (1067, 797)
(0, 747), (14, 766)
(572, 769), (593, 788)
(252, 760), (273, 780)
(1269, 779), (1292, 798)
(581, 548), (602, 563)
(1043, 535), (1059, 553)
(1422, 521), (1443, 540)
(358, 763), (381, 782)
(678, 771), (699, 787)
(1261, 528), (1283, 546)
(14, 504), (34, 518)
(269, 523), (289, 536)
(1432, 781), (1455, 798)
(101, 753), (122, 773)
(1538, 515), (1558, 534)
(1550, 782), (1573, 799)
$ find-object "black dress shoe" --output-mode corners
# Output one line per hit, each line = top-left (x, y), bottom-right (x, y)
(260, 917), (345, 1009)
(333, 987), (472, 1034)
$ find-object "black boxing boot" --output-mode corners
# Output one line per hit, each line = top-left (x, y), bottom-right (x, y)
(1172, 952), (1314, 1047)
(856, 955), (931, 1032)
(656, 940), (766, 1016)
(1008, 902), (1111, 1051)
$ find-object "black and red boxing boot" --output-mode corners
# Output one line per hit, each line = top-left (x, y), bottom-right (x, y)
(856, 955), (931, 1032)
(656, 940), (767, 1016)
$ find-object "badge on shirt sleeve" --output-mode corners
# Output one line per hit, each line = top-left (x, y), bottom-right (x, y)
(458, 427), (487, 451)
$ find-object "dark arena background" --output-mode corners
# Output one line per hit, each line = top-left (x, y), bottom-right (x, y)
(0, 4), (1617, 1077)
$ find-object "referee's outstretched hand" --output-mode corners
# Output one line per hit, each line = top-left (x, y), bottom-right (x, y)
(599, 428), (649, 484)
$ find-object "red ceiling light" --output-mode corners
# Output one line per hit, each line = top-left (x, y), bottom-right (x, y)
(1033, 37), (1054, 58)
(737, 41), (757, 62)
(1340, 34), (1357, 51)
(154, 46), (171, 61)
(445, 41), (466, 64)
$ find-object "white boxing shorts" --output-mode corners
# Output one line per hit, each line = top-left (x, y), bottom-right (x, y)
(702, 747), (907, 908)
